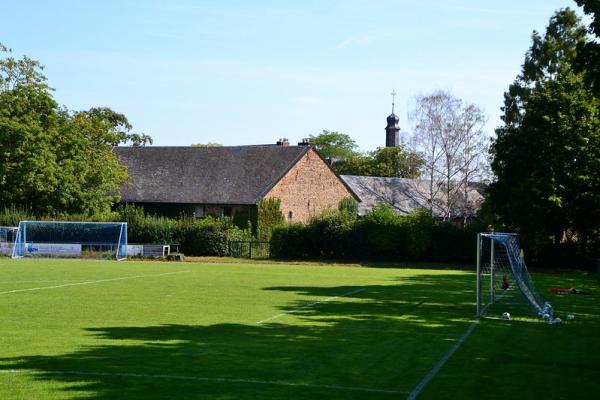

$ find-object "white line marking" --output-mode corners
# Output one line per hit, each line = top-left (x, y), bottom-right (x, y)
(0, 270), (191, 295)
(256, 287), (366, 324)
(0, 369), (406, 395)
(406, 321), (478, 400)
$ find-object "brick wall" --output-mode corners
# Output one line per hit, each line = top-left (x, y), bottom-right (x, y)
(265, 148), (356, 223)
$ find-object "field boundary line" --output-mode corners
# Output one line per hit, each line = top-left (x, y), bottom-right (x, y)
(406, 321), (478, 400)
(256, 287), (366, 324)
(0, 270), (191, 295)
(0, 369), (407, 395)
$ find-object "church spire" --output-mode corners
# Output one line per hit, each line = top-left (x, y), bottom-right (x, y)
(386, 90), (400, 147)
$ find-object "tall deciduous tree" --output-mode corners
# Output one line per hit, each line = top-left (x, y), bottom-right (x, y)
(334, 146), (422, 178)
(0, 43), (149, 215)
(309, 130), (358, 161)
(409, 90), (488, 219)
(575, 0), (600, 95)
(489, 8), (600, 251)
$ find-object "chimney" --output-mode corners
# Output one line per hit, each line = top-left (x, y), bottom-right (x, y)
(298, 138), (310, 146)
(276, 138), (290, 146)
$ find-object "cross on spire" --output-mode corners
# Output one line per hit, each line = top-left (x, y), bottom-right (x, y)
(391, 90), (396, 113)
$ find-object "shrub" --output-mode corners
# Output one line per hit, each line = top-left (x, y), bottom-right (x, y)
(271, 223), (311, 259)
(338, 196), (359, 215)
(0, 206), (34, 226)
(116, 205), (177, 244)
(257, 198), (285, 241)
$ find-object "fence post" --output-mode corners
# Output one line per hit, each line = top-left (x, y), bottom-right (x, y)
(249, 241), (252, 259)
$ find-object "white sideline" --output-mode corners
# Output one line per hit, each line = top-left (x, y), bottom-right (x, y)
(0, 270), (191, 295)
(0, 369), (407, 395)
(256, 287), (366, 324)
(406, 321), (478, 400)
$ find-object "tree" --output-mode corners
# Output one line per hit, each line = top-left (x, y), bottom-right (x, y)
(309, 130), (358, 160)
(409, 90), (488, 219)
(575, 0), (600, 96)
(0, 43), (149, 215)
(80, 107), (152, 147)
(0, 43), (48, 92)
(488, 8), (600, 252)
(191, 142), (222, 147)
(367, 147), (422, 178)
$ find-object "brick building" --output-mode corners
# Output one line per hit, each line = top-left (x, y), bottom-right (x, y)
(114, 143), (358, 224)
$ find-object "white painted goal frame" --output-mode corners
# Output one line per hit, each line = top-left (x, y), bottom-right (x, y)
(476, 232), (550, 319)
(11, 221), (127, 261)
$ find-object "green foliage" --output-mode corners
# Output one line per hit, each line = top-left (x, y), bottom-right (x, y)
(0, 206), (33, 226)
(0, 44), (150, 216)
(575, 0), (600, 96)
(334, 146), (422, 178)
(271, 204), (482, 263)
(308, 130), (358, 160)
(176, 217), (228, 256)
(487, 8), (600, 265)
(257, 198), (284, 241)
(0, 43), (48, 92)
(191, 142), (222, 147)
(338, 196), (358, 215)
(368, 147), (423, 178)
(270, 223), (309, 259)
(117, 205), (177, 244)
(0, 204), (252, 257)
(116, 205), (252, 256)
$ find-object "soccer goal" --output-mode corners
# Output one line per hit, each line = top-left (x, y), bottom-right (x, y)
(11, 221), (127, 261)
(0, 226), (18, 256)
(476, 233), (555, 321)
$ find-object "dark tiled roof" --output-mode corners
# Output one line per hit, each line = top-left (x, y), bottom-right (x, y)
(340, 175), (485, 217)
(115, 145), (311, 205)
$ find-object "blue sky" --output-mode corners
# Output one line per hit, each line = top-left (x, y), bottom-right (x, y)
(2, 0), (581, 151)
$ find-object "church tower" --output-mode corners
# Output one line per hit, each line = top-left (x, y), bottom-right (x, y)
(385, 90), (400, 147)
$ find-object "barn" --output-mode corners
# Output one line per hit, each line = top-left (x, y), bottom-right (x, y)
(114, 143), (358, 224)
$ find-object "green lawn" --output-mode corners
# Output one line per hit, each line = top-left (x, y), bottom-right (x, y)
(0, 259), (598, 399)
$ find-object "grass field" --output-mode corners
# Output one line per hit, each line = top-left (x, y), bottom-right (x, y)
(0, 259), (598, 399)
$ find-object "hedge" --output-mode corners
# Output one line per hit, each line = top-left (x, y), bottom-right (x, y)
(271, 204), (487, 264)
(0, 205), (253, 257)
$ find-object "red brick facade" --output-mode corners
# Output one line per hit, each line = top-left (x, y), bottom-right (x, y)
(265, 148), (356, 223)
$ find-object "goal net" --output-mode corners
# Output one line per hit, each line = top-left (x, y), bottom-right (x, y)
(476, 233), (555, 321)
(0, 226), (18, 256)
(11, 221), (127, 261)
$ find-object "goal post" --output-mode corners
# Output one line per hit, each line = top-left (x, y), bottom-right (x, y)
(476, 232), (554, 320)
(11, 221), (127, 261)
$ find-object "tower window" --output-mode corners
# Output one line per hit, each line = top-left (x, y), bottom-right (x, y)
(288, 211), (293, 220)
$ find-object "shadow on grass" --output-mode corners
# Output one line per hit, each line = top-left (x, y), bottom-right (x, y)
(2, 272), (597, 400)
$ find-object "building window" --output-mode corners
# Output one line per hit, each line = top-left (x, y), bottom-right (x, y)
(222, 206), (233, 217)
(288, 211), (293, 220)
(194, 206), (205, 219)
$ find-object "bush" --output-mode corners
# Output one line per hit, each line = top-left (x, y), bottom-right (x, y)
(271, 204), (480, 263)
(0, 206), (34, 226)
(271, 223), (311, 259)
(257, 198), (285, 241)
(117, 205), (177, 244)
(429, 220), (487, 263)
